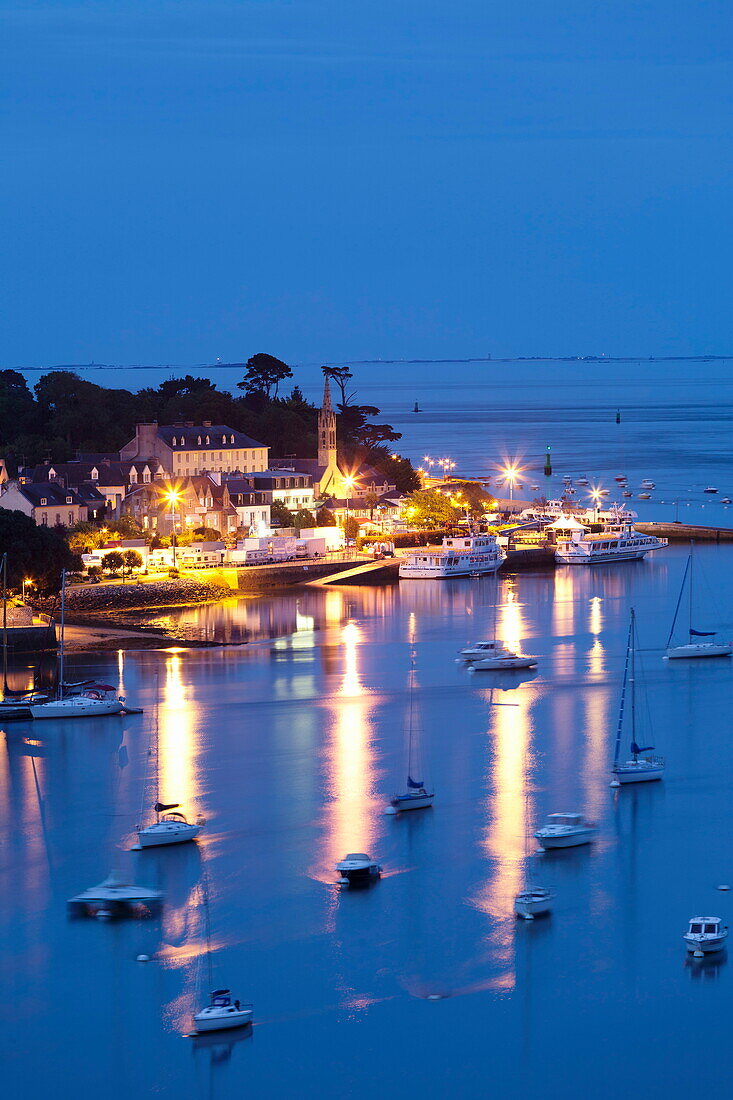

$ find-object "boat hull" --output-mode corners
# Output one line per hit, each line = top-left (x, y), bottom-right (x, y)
(556, 548), (659, 565)
(136, 822), (202, 848)
(613, 762), (664, 784)
(534, 828), (596, 849)
(666, 643), (732, 659)
(194, 1007), (253, 1032)
(399, 560), (503, 579)
(391, 791), (434, 811)
(468, 656), (537, 671)
(30, 698), (122, 719)
(515, 889), (552, 919)
(684, 935), (727, 954)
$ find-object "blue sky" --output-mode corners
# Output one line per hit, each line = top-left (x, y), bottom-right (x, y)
(2, 0), (732, 367)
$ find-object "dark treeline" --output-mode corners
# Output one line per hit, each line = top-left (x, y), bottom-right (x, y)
(0, 354), (419, 492)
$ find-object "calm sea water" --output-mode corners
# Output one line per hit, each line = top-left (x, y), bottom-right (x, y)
(4, 362), (733, 1097)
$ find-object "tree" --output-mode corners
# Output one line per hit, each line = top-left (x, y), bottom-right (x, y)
(0, 508), (81, 593)
(401, 489), (459, 528)
(363, 491), (379, 520)
(316, 506), (337, 526)
(101, 550), (124, 576)
(0, 370), (38, 439)
(122, 549), (143, 575)
(322, 365), (355, 406)
(68, 521), (105, 554)
(237, 354), (293, 399)
(107, 514), (144, 539)
(292, 508), (316, 530)
(270, 500), (292, 528)
(192, 526), (222, 541)
(344, 516), (360, 540)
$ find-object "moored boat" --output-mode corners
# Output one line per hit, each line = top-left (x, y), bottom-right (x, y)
(665, 549), (732, 660)
(399, 533), (504, 578)
(335, 854), (382, 885)
(611, 609), (664, 786)
(684, 917), (728, 955)
(193, 876), (252, 1033)
(534, 813), (597, 849)
(389, 656), (434, 813)
(550, 516), (667, 565)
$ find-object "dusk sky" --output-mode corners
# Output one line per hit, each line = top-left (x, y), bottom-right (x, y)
(3, 0), (732, 367)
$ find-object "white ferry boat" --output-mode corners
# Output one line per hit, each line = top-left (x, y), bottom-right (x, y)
(399, 533), (505, 578)
(549, 516), (667, 565)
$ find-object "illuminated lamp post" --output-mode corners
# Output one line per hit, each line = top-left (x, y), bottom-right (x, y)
(164, 488), (182, 568)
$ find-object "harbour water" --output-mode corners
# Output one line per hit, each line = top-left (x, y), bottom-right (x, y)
(4, 361), (733, 1097)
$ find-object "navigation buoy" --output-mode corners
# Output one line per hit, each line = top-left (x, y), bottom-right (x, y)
(616, 409), (621, 424)
(544, 446), (552, 477)
(718, 885), (730, 892)
(136, 954), (151, 962)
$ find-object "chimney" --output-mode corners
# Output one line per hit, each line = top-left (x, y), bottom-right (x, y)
(202, 420), (212, 428)
(133, 422), (159, 458)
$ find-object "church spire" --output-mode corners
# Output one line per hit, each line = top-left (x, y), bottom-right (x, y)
(318, 371), (337, 469)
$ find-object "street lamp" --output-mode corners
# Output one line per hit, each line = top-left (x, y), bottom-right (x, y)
(503, 465), (519, 501)
(164, 488), (182, 567)
(590, 487), (603, 522)
(342, 475), (358, 548)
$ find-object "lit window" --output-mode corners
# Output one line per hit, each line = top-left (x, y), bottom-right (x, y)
(40, 497), (47, 505)
(205, 435), (210, 445)
(66, 496), (73, 504)
(230, 434), (234, 444)
(197, 436), (202, 445)
(172, 436), (177, 446)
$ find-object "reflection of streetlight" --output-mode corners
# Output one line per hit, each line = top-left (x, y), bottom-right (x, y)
(164, 488), (182, 567)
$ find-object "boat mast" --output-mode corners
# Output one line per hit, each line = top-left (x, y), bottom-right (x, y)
(154, 672), (160, 822)
(57, 569), (66, 701)
(407, 653), (415, 780)
(665, 554), (691, 649)
(202, 874), (214, 993)
(688, 541), (694, 639)
(630, 608), (637, 759)
(2, 554), (7, 695)
(613, 611), (634, 768)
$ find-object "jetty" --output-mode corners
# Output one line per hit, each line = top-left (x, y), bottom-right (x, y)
(635, 522), (733, 542)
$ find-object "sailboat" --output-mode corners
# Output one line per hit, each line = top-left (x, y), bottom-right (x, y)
(610, 609), (664, 786)
(514, 760), (552, 919)
(135, 676), (204, 848)
(388, 656), (434, 812)
(665, 548), (732, 659)
(193, 876), (252, 1033)
(30, 570), (125, 718)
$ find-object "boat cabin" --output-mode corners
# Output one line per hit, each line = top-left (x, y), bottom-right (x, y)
(687, 918), (724, 937)
(546, 813), (583, 827)
(210, 989), (234, 1008)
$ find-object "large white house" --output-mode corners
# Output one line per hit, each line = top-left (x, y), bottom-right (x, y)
(120, 422), (269, 477)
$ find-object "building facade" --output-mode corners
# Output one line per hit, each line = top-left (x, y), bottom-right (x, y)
(120, 422), (269, 477)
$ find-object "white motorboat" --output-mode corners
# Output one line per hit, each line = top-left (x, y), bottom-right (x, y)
(665, 549), (732, 660)
(684, 917), (728, 955)
(335, 853), (382, 885)
(459, 640), (516, 661)
(399, 532), (504, 578)
(135, 675), (204, 848)
(193, 877), (253, 1033)
(614, 475), (627, 483)
(389, 657), (434, 813)
(534, 813), (597, 850)
(622, 490), (633, 498)
(194, 990), (253, 1033)
(468, 652), (537, 671)
(611, 609), (664, 786)
(67, 871), (164, 920)
(641, 479), (656, 489)
(576, 477), (589, 486)
(638, 492), (651, 500)
(551, 516), (667, 565)
(704, 487), (718, 494)
(722, 498), (731, 505)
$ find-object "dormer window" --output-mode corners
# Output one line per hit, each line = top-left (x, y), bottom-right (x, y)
(230, 434), (234, 444)
(197, 436), (202, 445)
(91, 467), (99, 480)
(222, 434), (226, 444)
(40, 497), (47, 506)
(66, 496), (73, 504)
(49, 467), (56, 478)
(172, 436), (177, 446)
(180, 436), (185, 446)
(205, 435), (210, 445)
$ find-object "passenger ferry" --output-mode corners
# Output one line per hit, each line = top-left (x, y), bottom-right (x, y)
(399, 533), (505, 578)
(550, 516), (667, 565)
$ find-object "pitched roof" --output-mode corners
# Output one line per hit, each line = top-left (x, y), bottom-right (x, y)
(158, 425), (265, 450)
(14, 483), (85, 508)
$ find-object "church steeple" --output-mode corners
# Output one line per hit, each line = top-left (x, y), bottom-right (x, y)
(318, 374), (337, 468)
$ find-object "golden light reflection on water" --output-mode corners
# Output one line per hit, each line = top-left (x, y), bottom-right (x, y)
(318, 620), (381, 885)
(589, 596), (603, 636)
(553, 570), (575, 634)
(497, 585), (525, 654)
(474, 684), (532, 990)
(160, 654), (198, 809)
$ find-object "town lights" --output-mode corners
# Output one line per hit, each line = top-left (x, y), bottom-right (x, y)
(164, 487), (183, 567)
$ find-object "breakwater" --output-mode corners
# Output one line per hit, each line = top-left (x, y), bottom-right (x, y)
(635, 522), (733, 542)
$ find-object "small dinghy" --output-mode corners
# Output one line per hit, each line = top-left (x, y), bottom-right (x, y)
(641, 479), (656, 489)
(515, 767), (553, 919)
(534, 813), (597, 850)
(468, 651), (537, 671)
(704, 487), (718, 494)
(335, 854), (382, 886)
(611, 609), (664, 786)
(722, 497), (731, 505)
(684, 917), (728, 956)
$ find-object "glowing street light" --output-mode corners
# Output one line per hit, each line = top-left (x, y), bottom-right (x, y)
(502, 464), (520, 501)
(164, 487), (183, 567)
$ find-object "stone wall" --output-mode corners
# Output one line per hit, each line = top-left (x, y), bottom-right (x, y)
(32, 578), (230, 614)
